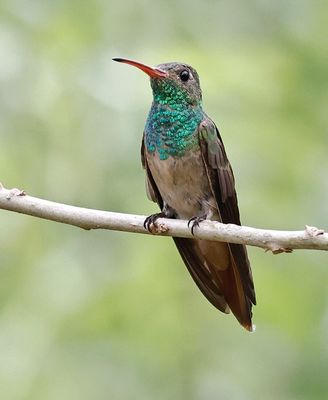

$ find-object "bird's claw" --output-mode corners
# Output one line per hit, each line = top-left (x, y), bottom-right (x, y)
(144, 212), (166, 232)
(188, 215), (206, 236)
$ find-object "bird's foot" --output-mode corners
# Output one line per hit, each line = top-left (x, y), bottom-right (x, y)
(188, 215), (207, 235)
(144, 206), (175, 233)
(144, 212), (167, 232)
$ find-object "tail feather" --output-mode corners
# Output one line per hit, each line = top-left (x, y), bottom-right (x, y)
(173, 238), (229, 314)
(173, 237), (254, 331)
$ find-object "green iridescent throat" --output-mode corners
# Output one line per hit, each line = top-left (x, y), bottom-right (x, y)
(145, 79), (203, 160)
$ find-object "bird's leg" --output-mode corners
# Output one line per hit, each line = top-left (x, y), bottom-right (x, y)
(188, 203), (215, 235)
(188, 215), (207, 235)
(144, 203), (176, 232)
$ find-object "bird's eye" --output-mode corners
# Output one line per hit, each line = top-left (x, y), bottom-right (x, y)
(179, 70), (190, 82)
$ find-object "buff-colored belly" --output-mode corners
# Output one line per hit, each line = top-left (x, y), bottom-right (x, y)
(146, 149), (218, 220)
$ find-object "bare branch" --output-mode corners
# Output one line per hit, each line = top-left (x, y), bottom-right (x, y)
(0, 184), (327, 252)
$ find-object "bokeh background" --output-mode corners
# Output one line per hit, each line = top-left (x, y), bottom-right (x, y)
(1, 1), (328, 399)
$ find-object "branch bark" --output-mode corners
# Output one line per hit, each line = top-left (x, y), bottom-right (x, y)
(0, 184), (327, 252)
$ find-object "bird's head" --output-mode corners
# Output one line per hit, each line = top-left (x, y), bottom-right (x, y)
(113, 58), (202, 106)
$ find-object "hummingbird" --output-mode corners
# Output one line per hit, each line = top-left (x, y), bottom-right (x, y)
(113, 58), (256, 331)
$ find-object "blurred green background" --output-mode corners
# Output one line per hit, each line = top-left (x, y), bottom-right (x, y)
(1, 1), (328, 399)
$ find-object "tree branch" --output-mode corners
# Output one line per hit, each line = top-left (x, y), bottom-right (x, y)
(0, 184), (327, 252)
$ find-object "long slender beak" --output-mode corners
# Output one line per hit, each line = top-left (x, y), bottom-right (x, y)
(113, 58), (167, 78)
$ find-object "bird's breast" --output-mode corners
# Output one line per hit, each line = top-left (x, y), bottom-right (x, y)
(146, 148), (217, 219)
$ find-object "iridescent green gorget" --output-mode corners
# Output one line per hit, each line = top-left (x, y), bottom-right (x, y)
(145, 77), (204, 160)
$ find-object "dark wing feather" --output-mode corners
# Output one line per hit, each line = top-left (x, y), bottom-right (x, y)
(198, 118), (256, 305)
(141, 136), (163, 209)
(173, 237), (229, 313)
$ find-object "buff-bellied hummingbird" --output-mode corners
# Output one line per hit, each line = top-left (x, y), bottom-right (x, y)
(113, 57), (256, 331)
